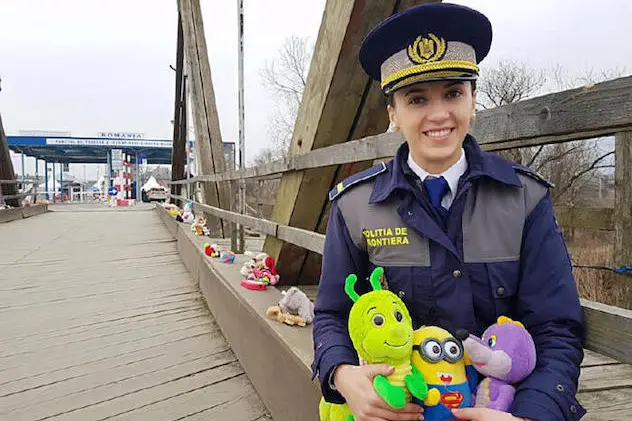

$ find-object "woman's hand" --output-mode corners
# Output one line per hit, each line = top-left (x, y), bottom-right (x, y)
(452, 407), (533, 420)
(333, 363), (425, 421)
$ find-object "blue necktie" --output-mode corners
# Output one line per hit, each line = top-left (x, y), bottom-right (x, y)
(423, 176), (449, 221)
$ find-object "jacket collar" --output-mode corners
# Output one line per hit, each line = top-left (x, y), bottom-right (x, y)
(369, 134), (522, 204)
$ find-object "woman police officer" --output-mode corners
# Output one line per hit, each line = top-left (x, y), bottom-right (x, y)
(311, 3), (585, 421)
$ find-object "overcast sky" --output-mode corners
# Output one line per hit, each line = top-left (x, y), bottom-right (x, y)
(1, 0), (630, 180)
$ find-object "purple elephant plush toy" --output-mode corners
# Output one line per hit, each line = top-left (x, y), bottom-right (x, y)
(459, 316), (536, 412)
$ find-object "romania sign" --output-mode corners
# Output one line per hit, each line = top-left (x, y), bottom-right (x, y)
(97, 132), (145, 139)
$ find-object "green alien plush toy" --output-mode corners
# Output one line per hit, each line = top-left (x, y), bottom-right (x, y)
(319, 267), (440, 421)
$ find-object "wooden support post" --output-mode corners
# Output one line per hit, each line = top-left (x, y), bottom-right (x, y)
(178, 0), (231, 237)
(181, 76), (190, 200)
(263, 0), (440, 285)
(170, 12), (186, 207)
(614, 131), (632, 267)
(0, 114), (19, 208)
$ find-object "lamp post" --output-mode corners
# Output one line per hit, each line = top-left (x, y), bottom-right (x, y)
(237, 0), (246, 253)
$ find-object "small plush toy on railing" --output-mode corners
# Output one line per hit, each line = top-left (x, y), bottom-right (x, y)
(265, 286), (315, 327)
(180, 202), (195, 223)
(319, 267), (439, 421)
(239, 252), (280, 289)
(459, 316), (536, 412)
(191, 216), (209, 236)
(203, 243), (220, 257)
(220, 250), (235, 263)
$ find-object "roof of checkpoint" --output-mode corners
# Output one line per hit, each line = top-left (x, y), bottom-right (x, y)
(8, 135), (235, 165)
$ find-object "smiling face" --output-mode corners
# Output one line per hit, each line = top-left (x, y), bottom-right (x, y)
(411, 326), (468, 386)
(348, 290), (413, 364)
(388, 80), (477, 174)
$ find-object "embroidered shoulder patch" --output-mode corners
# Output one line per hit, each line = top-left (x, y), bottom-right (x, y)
(328, 163), (387, 201)
(513, 164), (554, 188)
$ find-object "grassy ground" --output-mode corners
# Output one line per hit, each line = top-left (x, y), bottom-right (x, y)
(566, 229), (632, 309)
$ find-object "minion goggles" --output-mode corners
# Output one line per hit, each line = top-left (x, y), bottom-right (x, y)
(413, 337), (465, 363)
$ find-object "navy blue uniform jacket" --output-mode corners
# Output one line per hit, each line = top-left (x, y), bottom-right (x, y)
(312, 136), (586, 421)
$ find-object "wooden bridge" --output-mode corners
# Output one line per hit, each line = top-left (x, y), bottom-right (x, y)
(1, 1), (632, 420)
(0, 204), (272, 421)
(1, 202), (629, 421)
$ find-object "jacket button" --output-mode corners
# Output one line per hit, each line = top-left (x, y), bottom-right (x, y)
(556, 384), (564, 392)
(452, 270), (462, 278)
(570, 405), (577, 414)
(317, 342), (323, 349)
(398, 291), (406, 299)
(496, 287), (505, 297)
(407, 210), (413, 216)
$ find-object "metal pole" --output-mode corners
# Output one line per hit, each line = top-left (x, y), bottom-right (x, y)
(34, 157), (39, 201)
(52, 162), (56, 202)
(186, 147), (190, 200)
(83, 164), (86, 203)
(230, 179), (237, 252)
(44, 161), (48, 201)
(21, 152), (25, 184)
(106, 150), (112, 194)
(135, 152), (140, 201)
(237, 0), (246, 253)
(60, 162), (64, 202)
(126, 153), (130, 200)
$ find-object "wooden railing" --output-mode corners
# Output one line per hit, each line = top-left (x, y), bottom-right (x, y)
(0, 179), (40, 203)
(167, 75), (632, 365)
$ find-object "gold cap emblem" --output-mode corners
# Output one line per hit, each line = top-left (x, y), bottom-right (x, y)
(407, 33), (447, 64)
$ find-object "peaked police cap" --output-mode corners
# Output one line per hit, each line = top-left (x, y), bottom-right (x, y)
(359, 3), (493, 95)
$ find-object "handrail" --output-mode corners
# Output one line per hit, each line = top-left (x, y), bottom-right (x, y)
(165, 196), (631, 364)
(0, 192), (35, 200)
(161, 77), (632, 365)
(168, 75), (632, 185)
(0, 178), (40, 184)
(169, 194), (325, 254)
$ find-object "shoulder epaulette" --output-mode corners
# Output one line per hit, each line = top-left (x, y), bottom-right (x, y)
(328, 162), (387, 201)
(512, 164), (555, 188)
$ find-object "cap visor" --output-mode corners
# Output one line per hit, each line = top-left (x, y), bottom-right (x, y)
(384, 75), (477, 95)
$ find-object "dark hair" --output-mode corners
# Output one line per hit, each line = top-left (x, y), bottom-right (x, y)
(384, 79), (477, 107)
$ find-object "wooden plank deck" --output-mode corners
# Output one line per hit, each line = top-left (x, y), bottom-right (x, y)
(0, 204), (272, 421)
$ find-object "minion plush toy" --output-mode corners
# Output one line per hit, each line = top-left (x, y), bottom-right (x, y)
(411, 326), (478, 420)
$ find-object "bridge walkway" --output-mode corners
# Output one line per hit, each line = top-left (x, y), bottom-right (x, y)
(0, 204), (271, 421)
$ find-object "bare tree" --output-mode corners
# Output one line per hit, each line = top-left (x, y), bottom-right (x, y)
(139, 165), (171, 187)
(477, 60), (547, 110)
(257, 35), (313, 163)
(260, 34), (311, 109)
(524, 140), (614, 205)
(551, 64), (628, 91)
(245, 35), (313, 219)
(477, 60), (623, 206)
(531, 65), (626, 205)
(477, 60), (547, 163)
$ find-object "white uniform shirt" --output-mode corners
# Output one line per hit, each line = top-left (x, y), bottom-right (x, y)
(406, 148), (468, 209)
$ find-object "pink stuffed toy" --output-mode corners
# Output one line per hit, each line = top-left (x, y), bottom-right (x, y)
(240, 252), (280, 287)
(262, 256), (280, 285)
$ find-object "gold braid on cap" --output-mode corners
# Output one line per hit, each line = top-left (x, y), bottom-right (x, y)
(386, 69), (476, 92)
(381, 61), (478, 90)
